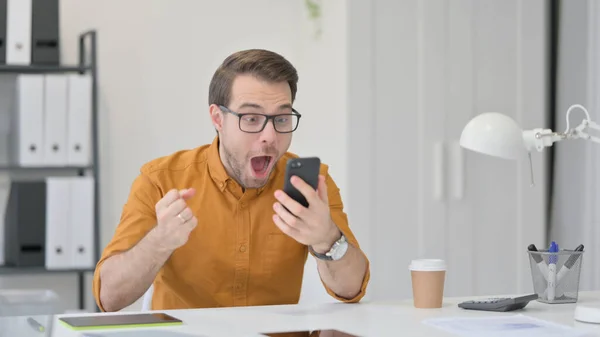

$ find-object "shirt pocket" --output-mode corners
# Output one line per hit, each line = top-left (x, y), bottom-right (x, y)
(262, 233), (307, 281)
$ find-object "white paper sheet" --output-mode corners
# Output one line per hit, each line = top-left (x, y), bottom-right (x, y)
(423, 314), (594, 337)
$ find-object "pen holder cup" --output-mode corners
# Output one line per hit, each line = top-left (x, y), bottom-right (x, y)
(528, 249), (584, 304)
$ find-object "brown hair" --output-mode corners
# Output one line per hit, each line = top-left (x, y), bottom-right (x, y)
(208, 49), (299, 107)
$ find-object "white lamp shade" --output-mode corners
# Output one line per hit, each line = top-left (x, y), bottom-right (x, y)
(459, 112), (525, 160)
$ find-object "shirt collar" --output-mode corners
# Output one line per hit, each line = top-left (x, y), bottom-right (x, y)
(207, 136), (230, 192)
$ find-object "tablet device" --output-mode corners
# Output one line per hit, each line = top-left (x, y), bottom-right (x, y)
(59, 313), (183, 330)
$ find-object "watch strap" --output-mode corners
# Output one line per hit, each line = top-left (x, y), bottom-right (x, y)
(309, 245), (334, 261)
(309, 234), (347, 261)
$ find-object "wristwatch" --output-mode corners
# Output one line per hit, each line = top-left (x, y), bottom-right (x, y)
(310, 233), (349, 261)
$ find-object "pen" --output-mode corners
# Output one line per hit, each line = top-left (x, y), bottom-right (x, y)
(557, 244), (584, 283)
(528, 244), (549, 281)
(27, 317), (45, 332)
(551, 244), (584, 298)
(548, 241), (558, 301)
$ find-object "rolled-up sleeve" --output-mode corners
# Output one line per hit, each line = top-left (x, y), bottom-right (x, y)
(92, 170), (161, 311)
(309, 167), (371, 303)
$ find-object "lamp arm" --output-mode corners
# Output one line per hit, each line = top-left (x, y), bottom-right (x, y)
(523, 104), (600, 151)
(562, 103), (600, 143)
(564, 104), (592, 133)
(520, 105), (597, 188)
(570, 119), (600, 144)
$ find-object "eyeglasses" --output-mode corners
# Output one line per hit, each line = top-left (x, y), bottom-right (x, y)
(219, 105), (302, 133)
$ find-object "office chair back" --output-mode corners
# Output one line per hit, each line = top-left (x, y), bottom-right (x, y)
(141, 285), (153, 311)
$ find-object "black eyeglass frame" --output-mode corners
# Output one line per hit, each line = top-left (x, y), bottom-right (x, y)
(218, 105), (302, 133)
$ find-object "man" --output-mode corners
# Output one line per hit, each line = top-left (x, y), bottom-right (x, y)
(93, 49), (370, 312)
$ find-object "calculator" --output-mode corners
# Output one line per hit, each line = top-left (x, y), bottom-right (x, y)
(458, 294), (538, 312)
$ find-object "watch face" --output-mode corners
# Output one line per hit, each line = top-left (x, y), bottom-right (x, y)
(331, 240), (349, 260)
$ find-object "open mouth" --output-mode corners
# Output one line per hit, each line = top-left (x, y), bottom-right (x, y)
(250, 155), (273, 178)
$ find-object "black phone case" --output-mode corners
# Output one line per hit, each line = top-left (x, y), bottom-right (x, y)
(283, 157), (321, 208)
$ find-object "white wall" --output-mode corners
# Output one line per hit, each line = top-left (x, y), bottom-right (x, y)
(56, 0), (350, 310)
(348, 0), (549, 301)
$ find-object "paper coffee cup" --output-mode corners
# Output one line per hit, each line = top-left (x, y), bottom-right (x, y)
(409, 259), (446, 308)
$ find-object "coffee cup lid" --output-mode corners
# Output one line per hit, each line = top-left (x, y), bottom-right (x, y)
(409, 259), (446, 271)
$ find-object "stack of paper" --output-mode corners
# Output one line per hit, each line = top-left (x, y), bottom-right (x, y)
(423, 314), (594, 337)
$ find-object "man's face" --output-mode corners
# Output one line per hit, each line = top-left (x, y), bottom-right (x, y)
(210, 74), (294, 189)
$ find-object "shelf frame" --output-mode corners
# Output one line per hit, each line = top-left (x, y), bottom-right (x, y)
(0, 266), (94, 275)
(0, 30), (100, 313)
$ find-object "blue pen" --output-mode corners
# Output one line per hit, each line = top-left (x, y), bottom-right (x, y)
(548, 241), (558, 301)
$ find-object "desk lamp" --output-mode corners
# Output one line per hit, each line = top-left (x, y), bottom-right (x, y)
(459, 104), (600, 323)
(460, 104), (599, 186)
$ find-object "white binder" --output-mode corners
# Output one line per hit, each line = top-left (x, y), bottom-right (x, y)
(45, 177), (71, 269)
(43, 75), (68, 166)
(15, 74), (44, 166)
(66, 74), (92, 166)
(5, 0), (31, 65)
(69, 176), (94, 269)
(0, 176), (10, 265)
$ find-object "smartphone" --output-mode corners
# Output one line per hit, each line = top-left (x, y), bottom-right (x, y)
(283, 157), (321, 208)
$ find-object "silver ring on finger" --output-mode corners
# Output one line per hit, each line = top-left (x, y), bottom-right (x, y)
(177, 213), (186, 223)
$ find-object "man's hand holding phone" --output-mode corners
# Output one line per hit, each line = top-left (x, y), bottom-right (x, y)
(151, 188), (198, 251)
(273, 175), (341, 254)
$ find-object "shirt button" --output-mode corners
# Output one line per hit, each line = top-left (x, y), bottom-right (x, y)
(240, 202), (246, 208)
(239, 245), (247, 252)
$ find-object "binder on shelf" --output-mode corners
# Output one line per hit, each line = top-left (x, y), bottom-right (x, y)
(12, 74), (44, 166)
(69, 176), (94, 269)
(0, 0), (7, 64)
(43, 74), (68, 166)
(66, 74), (92, 166)
(45, 177), (70, 269)
(3, 181), (46, 267)
(0, 177), (10, 265)
(0, 74), (15, 164)
(45, 176), (95, 270)
(5, 0), (32, 65)
(31, 0), (59, 65)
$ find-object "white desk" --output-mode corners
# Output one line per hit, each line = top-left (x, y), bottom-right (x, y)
(10, 292), (600, 336)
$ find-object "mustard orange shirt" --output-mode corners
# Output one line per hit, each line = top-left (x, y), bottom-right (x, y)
(92, 136), (370, 310)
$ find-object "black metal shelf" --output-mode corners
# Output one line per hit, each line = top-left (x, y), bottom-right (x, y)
(0, 30), (100, 312)
(0, 65), (91, 74)
(0, 266), (94, 275)
(0, 165), (93, 171)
